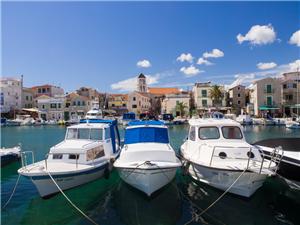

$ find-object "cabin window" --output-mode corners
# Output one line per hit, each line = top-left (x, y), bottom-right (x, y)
(53, 154), (63, 159)
(66, 128), (78, 139)
(69, 154), (79, 160)
(86, 146), (105, 161)
(189, 126), (196, 141)
(90, 129), (103, 140)
(199, 127), (220, 140)
(78, 129), (89, 139)
(222, 126), (243, 139)
(105, 128), (111, 139)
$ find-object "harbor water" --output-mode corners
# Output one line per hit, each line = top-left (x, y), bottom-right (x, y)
(1, 125), (300, 225)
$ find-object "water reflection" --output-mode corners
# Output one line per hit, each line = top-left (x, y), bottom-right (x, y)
(182, 176), (298, 225)
(113, 181), (181, 225)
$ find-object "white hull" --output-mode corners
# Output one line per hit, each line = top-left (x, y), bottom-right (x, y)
(188, 163), (267, 197)
(117, 167), (177, 196)
(26, 164), (108, 197)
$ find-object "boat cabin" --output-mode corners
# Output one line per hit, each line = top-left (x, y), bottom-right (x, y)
(47, 119), (120, 164)
(183, 118), (263, 167)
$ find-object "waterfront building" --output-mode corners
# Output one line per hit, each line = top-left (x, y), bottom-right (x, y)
(36, 95), (65, 121)
(249, 77), (281, 117)
(30, 84), (64, 98)
(0, 76), (23, 113)
(161, 93), (190, 116)
(193, 82), (227, 114)
(127, 91), (151, 115)
(108, 94), (128, 115)
(76, 86), (100, 100)
(147, 87), (181, 115)
(64, 92), (91, 120)
(281, 72), (300, 116)
(227, 85), (246, 115)
(22, 88), (34, 109)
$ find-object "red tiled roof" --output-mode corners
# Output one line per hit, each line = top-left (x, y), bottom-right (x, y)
(148, 87), (180, 95)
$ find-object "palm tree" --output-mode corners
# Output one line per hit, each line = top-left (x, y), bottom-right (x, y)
(175, 102), (187, 117)
(209, 85), (224, 108)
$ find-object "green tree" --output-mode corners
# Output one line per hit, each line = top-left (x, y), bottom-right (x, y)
(175, 102), (187, 117)
(209, 85), (224, 108)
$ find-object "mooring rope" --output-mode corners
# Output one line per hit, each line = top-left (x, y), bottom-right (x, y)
(46, 170), (99, 225)
(1, 174), (21, 210)
(184, 163), (248, 225)
(45, 161), (148, 225)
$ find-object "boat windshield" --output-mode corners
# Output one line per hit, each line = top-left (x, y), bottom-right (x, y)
(124, 127), (169, 144)
(66, 128), (103, 140)
(199, 127), (220, 140)
(222, 126), (243, 139)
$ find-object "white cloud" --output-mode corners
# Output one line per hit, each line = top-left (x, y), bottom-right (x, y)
(257, 62), (277, 70)
(237, 24), (276, 45)
(111, 74), (159, 92)
(176, 53), (194, 63)
(203, 49), (224, 58)
(180, 65), (203, 77)
(136, 59), (151, 68)
(289, 30), (300, 47)
(289, 59), (300, 71)
(197, 57), (213, 65)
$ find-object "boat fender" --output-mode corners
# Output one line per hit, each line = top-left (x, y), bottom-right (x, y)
(110, 157), (115, 163)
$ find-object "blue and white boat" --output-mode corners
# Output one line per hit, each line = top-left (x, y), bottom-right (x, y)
(121, 112), (136, 126)
(1, 145), (21, 167)
(114, 120), (181, 196)
(18, 119), (121, 198)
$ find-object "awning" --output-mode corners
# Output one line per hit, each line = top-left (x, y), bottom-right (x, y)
(259, 106), (280, 110)
(21, 108), (42, 113)
(291, 104), (300, 109)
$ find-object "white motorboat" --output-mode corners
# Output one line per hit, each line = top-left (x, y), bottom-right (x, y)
(285, 120), (300, 129)
(114, 120), (181, 196)
(254, 138), (300, 189)
(180, 118), (278, 197)
(236, 114), (253, 125)
(1, 145), (21, 167)
(252, 118), (264, 125)
(13, 114), (35, 126)
(18, 119), (121, 198)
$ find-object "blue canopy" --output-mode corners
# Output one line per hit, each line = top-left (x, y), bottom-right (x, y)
(128, 120), (165, 126)
(125, 126), (169, 144)
(123, 112), (136, 120)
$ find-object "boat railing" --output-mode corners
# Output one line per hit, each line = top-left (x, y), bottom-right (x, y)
(268, 146), (284, 173)
(20, 151), (35, 169)
(208, 145), (272, 174)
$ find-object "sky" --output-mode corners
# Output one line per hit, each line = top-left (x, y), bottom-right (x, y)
(2, 1), (300, 93)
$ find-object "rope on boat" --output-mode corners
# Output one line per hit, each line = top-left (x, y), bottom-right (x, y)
(46, 171), (99, 225)
(184, 164), (248, 225)
(1, 174), (21, 210)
